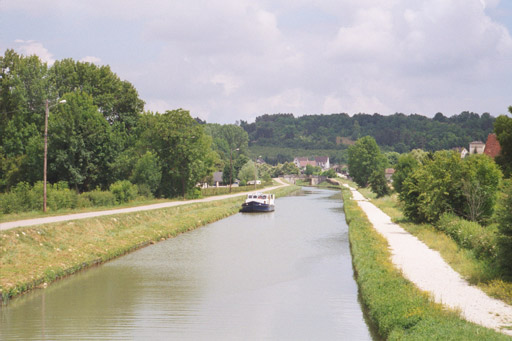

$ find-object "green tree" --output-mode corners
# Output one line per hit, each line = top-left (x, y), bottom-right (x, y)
(348, 136), (386, 187)
(130, 151), (162, 195)
(280, 162), (300, 175)
(400, 151), (464, 223)
(305, 164), (315, 176)
(140, 109), (216, 197)
(369, 169), (390, 198)
(497, 179), (512, 273)
(238, 160), (258, 184)
(392, 153), (420, 195)
(48, 91), (113, 192)
(50, 59), (144, 130)
(460, 154), (502, 223)
(494, 113), (512, 177)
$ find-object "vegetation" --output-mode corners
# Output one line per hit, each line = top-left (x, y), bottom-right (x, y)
(347, 136), (386, 187)
(495, 111), (512, 177)
(342, 187), (507, 340)
(241, 112), (495, 163)
(497, 180), (512, 274)
(398, 151), (501, 224)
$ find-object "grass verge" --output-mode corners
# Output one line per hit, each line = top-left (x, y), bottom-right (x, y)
(342, 187), (508, 339)
(356, 184), (512, 306)
(0, 184), (299, 302)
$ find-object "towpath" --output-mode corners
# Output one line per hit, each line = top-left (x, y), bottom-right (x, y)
(343, 184), (512, 336)
(0, 179), (290, 232)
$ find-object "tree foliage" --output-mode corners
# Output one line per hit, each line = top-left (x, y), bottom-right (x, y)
(400, 151), (502, 224)
(240, 112), (495, 157)
(494, 113), (512, 177)
(238, 160), (258, 184)
(497, 180), (512, 273)
(369, 169), (390, 198)
(348, 136), (386, 187)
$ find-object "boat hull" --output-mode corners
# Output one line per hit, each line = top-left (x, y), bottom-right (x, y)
(240, 201), (275, 213)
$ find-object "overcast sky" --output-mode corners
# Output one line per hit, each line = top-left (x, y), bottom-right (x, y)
(1, 0), (512, 123)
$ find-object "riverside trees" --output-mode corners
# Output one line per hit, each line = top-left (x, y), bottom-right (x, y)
(0, 50), (217, 200)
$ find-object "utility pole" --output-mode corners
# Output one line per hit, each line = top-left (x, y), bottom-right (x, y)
(43, 99), (66, 213)
(43, 99), (49, 213)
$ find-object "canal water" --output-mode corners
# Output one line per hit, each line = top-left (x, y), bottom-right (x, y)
(1, 187), (373, 340)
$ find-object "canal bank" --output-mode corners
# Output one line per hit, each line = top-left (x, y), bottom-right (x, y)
(2, 187), (373, 340)
(0, 184), (299, 302)
(341, 186), (508, 339)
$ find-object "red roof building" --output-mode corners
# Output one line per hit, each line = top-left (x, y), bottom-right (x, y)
(484, 133), (501, 158)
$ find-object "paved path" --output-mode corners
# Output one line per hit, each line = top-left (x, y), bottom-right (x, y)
(343, 184), (512, 335)
(0, 179), (290, 232)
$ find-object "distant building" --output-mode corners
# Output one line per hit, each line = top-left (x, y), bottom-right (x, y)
(315, 156), (330, 170)
(256, 157), (266, 164)
(484, 133), (501, 158)
(385, 168), (395, 182)
(452, 147), (468, 158)
(212, 171), (223, 187)
(293, 156), (330, 170)
(469, 141), (485, 155)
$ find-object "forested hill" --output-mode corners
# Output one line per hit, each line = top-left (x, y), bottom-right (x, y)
(240, 112), (495, 153)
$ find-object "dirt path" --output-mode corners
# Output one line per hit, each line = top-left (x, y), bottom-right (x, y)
(0, 179), (290, 232)
(343, 184), (512, 336)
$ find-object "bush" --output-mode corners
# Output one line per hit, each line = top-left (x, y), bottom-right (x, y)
(47, 181), (78, 210)
(81, 189), (116, 206)
(497, 180), (512, 274)
(437, 213), (498, 260)
(369, 169), (389, 198)
(109, 180), (138, 204)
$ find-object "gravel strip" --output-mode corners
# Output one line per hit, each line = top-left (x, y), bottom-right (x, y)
(344, 184), (512, 335)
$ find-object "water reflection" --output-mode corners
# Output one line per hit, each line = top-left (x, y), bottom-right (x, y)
(1, 187), (373, 340)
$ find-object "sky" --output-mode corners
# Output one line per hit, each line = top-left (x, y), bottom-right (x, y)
(1, 0), (512, 124)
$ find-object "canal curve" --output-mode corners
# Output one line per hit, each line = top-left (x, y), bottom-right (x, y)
(0, 187), (373, 340)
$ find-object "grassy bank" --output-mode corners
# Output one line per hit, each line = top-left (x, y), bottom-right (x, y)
(0, 184), (299, 302)
(355, 185), (512, 307)
(342, 187), (507, 339)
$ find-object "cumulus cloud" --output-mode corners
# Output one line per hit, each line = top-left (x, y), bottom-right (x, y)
(13, 40), (56, 65)
(2, 0), (512, 121)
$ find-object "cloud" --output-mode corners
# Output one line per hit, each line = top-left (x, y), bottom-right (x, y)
(80, 56), (102, 64)
(2, 0), (512, 122)
(13, 40), (56, 65)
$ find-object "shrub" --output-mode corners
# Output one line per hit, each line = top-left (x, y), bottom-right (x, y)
(497, 179), (512, 274)
(47, 181), (78, 210)
(81, 189), (116, 206)
(109, 180), (138, 204)
(437, 213), (498, 260)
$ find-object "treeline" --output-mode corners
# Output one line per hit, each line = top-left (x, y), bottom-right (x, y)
(241, 112), (495, 155)
(0, 50), (217, 202)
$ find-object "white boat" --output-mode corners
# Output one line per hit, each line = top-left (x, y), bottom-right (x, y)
(240, 193), (275, 212)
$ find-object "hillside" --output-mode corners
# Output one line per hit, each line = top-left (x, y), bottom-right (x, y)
(241, 112), (495, 159)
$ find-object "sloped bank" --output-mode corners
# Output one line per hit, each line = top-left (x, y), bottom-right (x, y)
(0, 185), (299, 302)
(341, 187), (507, 340)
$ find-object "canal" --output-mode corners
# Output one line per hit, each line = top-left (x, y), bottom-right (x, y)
(1, 187), (373, 340)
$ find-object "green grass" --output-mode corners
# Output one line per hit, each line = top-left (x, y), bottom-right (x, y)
(342, 187), (508, 339)
(0, 183), (299, 302)
(356, 185), (512, 307)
